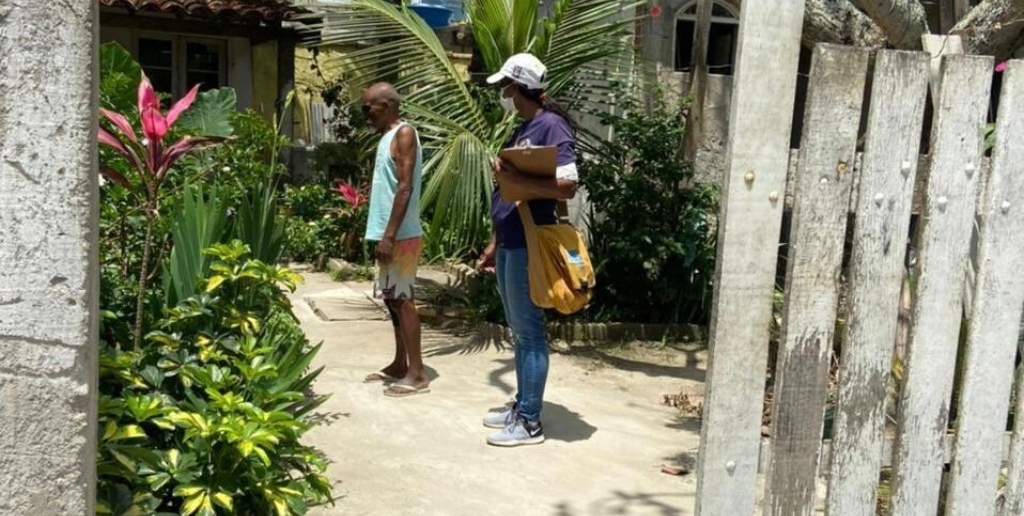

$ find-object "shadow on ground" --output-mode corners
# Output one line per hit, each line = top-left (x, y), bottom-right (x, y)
(552, 491), (695, 516)
(665, 414), (702, 433)
(482, 357), (598, 443)
(422, 323), (510, 356)
(557, 345), (706, 383)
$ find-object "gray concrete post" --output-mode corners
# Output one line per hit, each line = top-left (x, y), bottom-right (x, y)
(0, 0), (99, 513)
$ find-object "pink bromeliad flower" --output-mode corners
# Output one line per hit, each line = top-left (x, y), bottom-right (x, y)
(334, 181), (365, 210)
(98, 73), (221, 195)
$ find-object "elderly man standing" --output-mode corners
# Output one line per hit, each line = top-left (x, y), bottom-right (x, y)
(360, 82), (428, 397)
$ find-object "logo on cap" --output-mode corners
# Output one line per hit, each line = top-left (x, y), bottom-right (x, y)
(512, 65), (524, 78)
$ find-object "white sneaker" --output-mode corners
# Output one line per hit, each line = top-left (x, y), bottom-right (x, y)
(482, 402), (517, 429)
(486, 417), (544, 447)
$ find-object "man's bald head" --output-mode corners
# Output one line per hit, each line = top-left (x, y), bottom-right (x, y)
(363, 82), (401, 132)
(366, 82), (400, 105)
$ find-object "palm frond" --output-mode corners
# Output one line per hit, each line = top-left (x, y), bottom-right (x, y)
(306, 0), (487, 132)
(302, 0), (645, 257)
(466, 0), (541, 72)
(541, 0), (642, 96)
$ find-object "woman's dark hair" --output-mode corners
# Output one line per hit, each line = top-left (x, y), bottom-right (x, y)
(518, 85), (575, 133)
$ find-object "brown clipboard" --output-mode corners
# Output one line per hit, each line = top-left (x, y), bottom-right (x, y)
(497, 146), (557, 202)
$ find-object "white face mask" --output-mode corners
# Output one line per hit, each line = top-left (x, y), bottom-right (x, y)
(499, 88), (516, 112)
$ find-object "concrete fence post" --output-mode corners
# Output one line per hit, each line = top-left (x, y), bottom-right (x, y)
(0, 0), (99, 513)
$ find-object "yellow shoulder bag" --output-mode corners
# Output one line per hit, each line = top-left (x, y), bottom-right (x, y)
(517, 202), (595, 315)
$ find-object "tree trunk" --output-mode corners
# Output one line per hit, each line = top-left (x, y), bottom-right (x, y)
(951, 0), (1024, 59)
(684, 0), (712, 162)
(858, 0), (931, 49)
(803, 0), (887, 49)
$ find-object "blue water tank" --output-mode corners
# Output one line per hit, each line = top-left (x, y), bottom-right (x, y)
(435, 0), (465, 23)
(408, 3), (453, 29)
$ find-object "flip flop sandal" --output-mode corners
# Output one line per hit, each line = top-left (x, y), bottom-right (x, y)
(383, 383), (431, 398)
(363, 371), (398, 384)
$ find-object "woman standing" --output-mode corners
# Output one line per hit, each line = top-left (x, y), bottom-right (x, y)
(477, 54), (579, 447)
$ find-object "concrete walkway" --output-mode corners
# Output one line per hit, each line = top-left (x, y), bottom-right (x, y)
(290, 270), (705, 516)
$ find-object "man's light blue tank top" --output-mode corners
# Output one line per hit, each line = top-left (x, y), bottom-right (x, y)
(365, 122), (423, 241)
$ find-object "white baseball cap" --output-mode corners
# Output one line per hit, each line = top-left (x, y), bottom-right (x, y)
(486, 53), (548, 90)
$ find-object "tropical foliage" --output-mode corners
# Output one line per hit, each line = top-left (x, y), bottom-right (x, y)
(302, 0), (640, 256)
(97, 243), (331, 516)
(281, 179), (370, 267)
(579, 81), (718, 325)
(99, 72), (223, 347)
(97, 42), (333, 514)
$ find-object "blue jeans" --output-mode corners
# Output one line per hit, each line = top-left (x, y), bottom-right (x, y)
(495, 247), (548, 422)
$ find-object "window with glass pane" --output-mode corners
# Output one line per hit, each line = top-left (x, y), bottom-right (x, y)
(674, 1), (739, 75)
(138, 38), (174, 95)
(185, 41), (223, 91)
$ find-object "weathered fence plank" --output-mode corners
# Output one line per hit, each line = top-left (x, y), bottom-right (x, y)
(766, 44), (869, 516)
(826, 50), (931, 516)
(947, 59), (1024, 516)
(946, 58), (1024, 513)
(922, 35), (964, 101)
(1006, 337), (1024, 516)
(890, 54), (993, 516)
(693, 0), (805, 513)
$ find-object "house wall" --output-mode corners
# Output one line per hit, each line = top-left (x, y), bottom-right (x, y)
(0, 0), (99, 512)
(639, 0), (743, 186)
(99, 25), (255, 109)
(640, 0), (741, 71)
(251, 39), (279, 120)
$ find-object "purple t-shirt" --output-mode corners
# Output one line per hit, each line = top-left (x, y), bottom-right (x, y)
(491, 111), (576, 249)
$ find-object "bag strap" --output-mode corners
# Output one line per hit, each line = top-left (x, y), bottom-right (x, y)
(518, 200), (570, 227)
(516, 201), (536, 228)
(556, 200), (570, 223)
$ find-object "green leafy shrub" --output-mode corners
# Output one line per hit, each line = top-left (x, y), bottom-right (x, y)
(97, 241), (332, 516)
(579, 82), (718, 325)
(97, 48), (332, 515)
(281, 181), (369, 266)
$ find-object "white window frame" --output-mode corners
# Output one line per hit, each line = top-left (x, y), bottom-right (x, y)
(136, 32), (228, 98)
(672, 0), (740, 74)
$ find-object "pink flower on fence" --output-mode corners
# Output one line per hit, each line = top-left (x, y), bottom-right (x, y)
(996, 61), (1008, 73)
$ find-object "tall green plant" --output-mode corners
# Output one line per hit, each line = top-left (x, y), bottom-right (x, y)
(165, 185), (228, 305)
(233, 178), (287, 265)
(98, 75), (225, 347)
(302, 0), (640, 256)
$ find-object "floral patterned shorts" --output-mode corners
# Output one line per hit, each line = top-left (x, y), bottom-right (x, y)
(374, 237), (422, 300)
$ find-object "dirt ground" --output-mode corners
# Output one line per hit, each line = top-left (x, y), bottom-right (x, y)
(289, 270), (707, 516)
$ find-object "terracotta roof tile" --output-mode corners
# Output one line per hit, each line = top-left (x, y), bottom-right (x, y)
(99, 0), (308, 22)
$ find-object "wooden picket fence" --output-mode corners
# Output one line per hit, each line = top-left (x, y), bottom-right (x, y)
(695, 2), (1024, 515)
